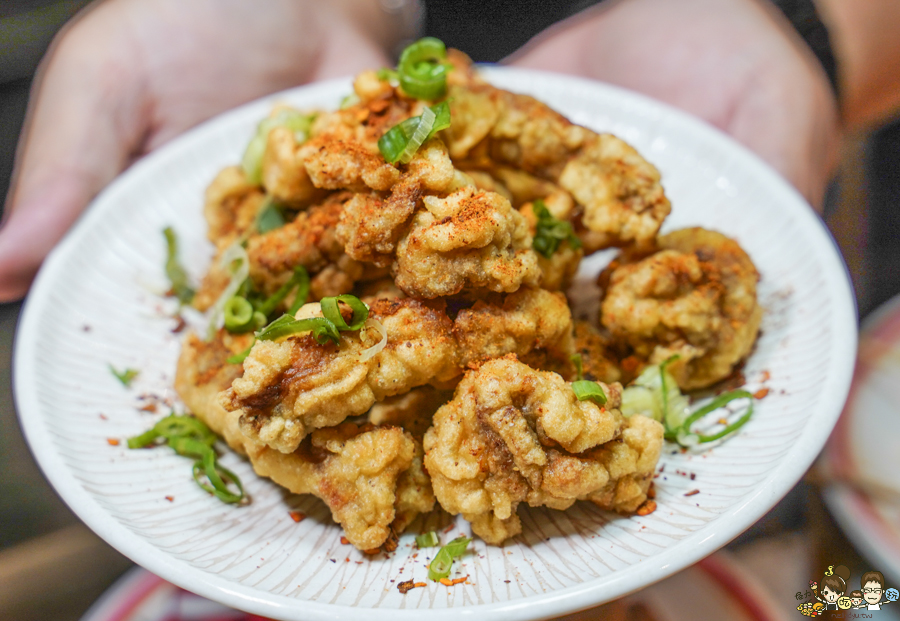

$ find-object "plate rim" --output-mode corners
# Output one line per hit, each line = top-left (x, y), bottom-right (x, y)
(15, 67), (858, 621)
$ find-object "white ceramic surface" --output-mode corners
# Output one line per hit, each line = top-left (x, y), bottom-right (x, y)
(16, 67), (857, 621)
(823, 294), (900, 584)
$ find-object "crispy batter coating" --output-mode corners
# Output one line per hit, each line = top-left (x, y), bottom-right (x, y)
(203, 166), (266, 251)
(572, 320), (622, 384)
(174, 330), (256, 454)
(393, 186), (541, 297)
(176, 330), (433, 551)
(221, 289), (575, 453)
(261, 126), (320, 206)
(453, 287), (575, 365)
(600, 227), (761, 389)
(446, 73), (670, 251)
(246, 423), (434, 551)
(560, 135), (671, 252)
(337, 139), (455, 267)
(367, 386), (453, 440)
(423, 356), (663, 544)
(246, 194), (359, 299)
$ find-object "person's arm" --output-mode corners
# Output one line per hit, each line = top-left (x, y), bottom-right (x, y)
(509, 0), (841, 209)
(816, 0), (900, 128)
(0, 0), (408, 302)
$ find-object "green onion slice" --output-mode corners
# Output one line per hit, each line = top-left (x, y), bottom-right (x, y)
(378, 101), (451, 165)
(572, 380), (607, 405)
(255, 197), (286, 234)
(571, 353), (584, 381)
(320, 295), (368, 331)
(681, 390), (754, 443)
(416, 531), (440, 548)
(532, 200), (582, 259)
(427, 536), (472, 581)
(163, 227), (195, 304)
(223, 296), (256, 332)
(242, 109), (315, 185)
(256, 314), (340, 345)
(397, 37), (451, 100)
(226, 343), (254, 365)
(256, 266), (310, 319)
(127, 414), (245, 505)
(376, 68), (398, 82)
(193, 450), (245, 504)
(110, 365), (139, 388)
(207, 242), (250, 340)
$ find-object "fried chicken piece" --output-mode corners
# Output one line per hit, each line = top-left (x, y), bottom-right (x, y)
(221, 289), (576, 453)
(560, 135), (671, 252)
(261, 126), (320, 206)
(600, 227), (761, 390)
(572, 320), (622, 384)
(453, 287), (575, 365)
(445, 69), (670, 251)
(368, 386), (453, 440)
(423, 356), (663, 544)
(246, 423), (434, 551)
(337, 139), (456, 267)
(202, 166), (267, 251)
(174, 330), (256, 454)
(393, 186), (541, 298)
(243, 194), (371, 305)
(176, 330), (434, 551)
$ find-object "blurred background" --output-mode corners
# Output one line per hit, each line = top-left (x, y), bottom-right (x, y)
(1, 1), (897, 619)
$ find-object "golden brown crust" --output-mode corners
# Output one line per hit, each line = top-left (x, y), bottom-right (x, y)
(600, 227), (761, 389)
(423, 356), (662, 544)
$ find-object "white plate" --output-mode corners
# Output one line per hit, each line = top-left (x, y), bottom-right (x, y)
(15, 67), (857, 621)
(82, 551), (788, 621)
(823, 294), (900, 584)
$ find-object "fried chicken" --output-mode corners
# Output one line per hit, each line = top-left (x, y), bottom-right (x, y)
(221, 289), (576, 454)
(176, 331), (433, 551)
(247, 423), (434, 551)
(446, 75), (670, 251)
(174, 330), (256, 454)
(423, 356), (663, 544)
(393, 186), (541, 297)
(600, 227), (761, 389)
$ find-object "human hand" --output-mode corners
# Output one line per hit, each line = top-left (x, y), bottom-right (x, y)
(0, 0), (397, 302)
(510, 0), (840, 210)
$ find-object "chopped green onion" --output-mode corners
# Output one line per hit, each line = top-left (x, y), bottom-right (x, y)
(193, 450), (245, 504)
(427, 536), (472, 582)
(110, 365), (139, 388)
(226, 344), (253, 365)
(397, 37), (452, 100)
(572, 380), (607, 405)
(532, 200), (581, 259)
(376, 68), (398, 82)
(223, 296), (259, 332)
(378, 101), (451, 164)
(416, 531), (440, 548)
(256, 314), (340, 345)
(207, 242), (250, 340)
(256, 266), (310, 319)
(571, 353), (584, 381)
(681, 390), (754, 443)
(620, 359), (756, 448)
(241, 109), (315, 185)
(126, 414), (245, 505)
(320, 295), (368, 331)
(163, 227), (195, 304)
(255, 198), (286, 234)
